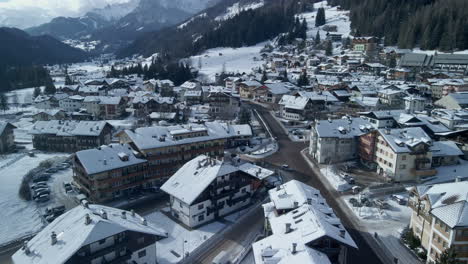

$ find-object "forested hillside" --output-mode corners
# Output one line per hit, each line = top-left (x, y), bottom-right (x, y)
(118, 0), (313, 59)
(329, 0), (468, 51)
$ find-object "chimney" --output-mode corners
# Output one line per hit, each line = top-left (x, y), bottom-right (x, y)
(141, 218), (147, 226)
(121, 211), (127, 219)
(101, 210), (108, 220)
(131, 209), (135, 217)
(51, 232), (57, 245)
(455, 176), (462, 182)
(276, 185), (281, 191)
(22, 241), (30, 255)
(85, 214), (92, 225)
(285, 223), (292, 233)
(293, 201), (299, 208)
(292, 243), (297, 254)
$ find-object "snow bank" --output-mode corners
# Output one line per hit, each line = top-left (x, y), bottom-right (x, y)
(320, 166), (351, 192)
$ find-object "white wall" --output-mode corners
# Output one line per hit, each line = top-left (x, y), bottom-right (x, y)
(129, 243), (157, 264)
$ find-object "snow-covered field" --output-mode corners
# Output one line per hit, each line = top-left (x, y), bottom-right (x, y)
(145, 211), (225, 263)
(5, 87), (43, 105)
(299, 1), (351, 40)
(190, 42), (266, 81)
(0, 153), (69, 245)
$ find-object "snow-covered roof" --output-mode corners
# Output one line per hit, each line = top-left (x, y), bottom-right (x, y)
(149, 112), (177, 120)
(378, 127), (431, 153)
(430, 141), (463, 157)
(132, 95), (174, 105)
(30, 120), (111, 137)
(0, 121), (15, 136)
(161, 155), (272, 205)
(12, 204), (167, 264)
(264, 82), (298, 95)
(279, 95), (310, 110)
(413, 181), (468, 228)
(268, 180), (324, 211)
(75, 144), (147, 175)
(315, 117), (373, 139)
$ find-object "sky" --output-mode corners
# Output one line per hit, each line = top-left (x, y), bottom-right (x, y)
(0, 0), (133, 28)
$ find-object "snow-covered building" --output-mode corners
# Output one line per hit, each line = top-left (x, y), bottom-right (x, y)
(116, 122), (240, 183)
(359, 110), (405, 129)
(253, 180), (357, 264)
(435, 92), (468, 110)
(59, 95), (85, 112)
(310, 117), (373, 164)
(30, 120), (113, 152)
(278, 92), (338, 121)
(408, 180), (468, 264)
(431, 109), (468, 130)
(404, 95), (426, 113)
(132, 96), (175, 118)
(161, 155), (274, 228)
(73, 144), (149, 203)
(12, 204), (167, 264)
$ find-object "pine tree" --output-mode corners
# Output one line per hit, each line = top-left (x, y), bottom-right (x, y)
(0, 93), (9, 112)
(282, 71), (289, 82)
(325, 41), (333, 56)
(436, 247), (457, 264)
(65, 75), (73, 85)
(261, 70), (268, 84)
(315, 8), (326, 27)
(33, 87), (41, 98)
(315, 31), (321, 46)
(297, 72), (309, 87)
(44, 78), (56, 95)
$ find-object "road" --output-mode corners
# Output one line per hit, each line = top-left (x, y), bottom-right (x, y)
(251, 103), (385, 264)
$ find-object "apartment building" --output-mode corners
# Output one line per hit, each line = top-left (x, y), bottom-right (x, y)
(30, 120), (113, 152)
(73, 144), (149, 203)
(117, 122), (232, 184)
(161, 155), (274, 228)
(408, 181), (468, 264)
(310, 117), (373, 164)
(12, 204), (167, 264)
(0, 122), (16, 153)
(253, 180), (357, 264)
(360, 127), (436, 182)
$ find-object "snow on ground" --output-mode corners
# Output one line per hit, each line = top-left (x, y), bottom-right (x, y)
(5, 87), (43, 104)
(298, 1), (351, 40)
(178, 13), (207, 29)
(0, 153), (69, 245)
(190, 42), (266, 81)
(215, 1), (264, 21)
(320, 166), (351, 192)
(422, 159), (468, 185)
(145, 211), (225, 263)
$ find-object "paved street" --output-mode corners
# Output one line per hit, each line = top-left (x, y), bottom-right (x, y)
(250, 103), (385, 264)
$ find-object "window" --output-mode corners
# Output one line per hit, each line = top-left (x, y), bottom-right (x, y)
(138, 250), (146, 258)
(241, 188), (246, 194)
(179, 202), (183, 208)
(198, 215), (204, 222)
(402, 155), (406, 160)
(137, 237), (145, 244)
(400, 165), (406, 169)
(198, 204), (204, 210)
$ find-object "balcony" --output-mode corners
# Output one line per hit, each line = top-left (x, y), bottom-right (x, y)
(411, 168), (437, 177)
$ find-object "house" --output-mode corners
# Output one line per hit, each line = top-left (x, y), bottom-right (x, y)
(377, 87), (404, 108)
(29, 121), (113, 152)
(238, 80), (262, 99)
(359, 110), (405, 128)
(310, 117), (374, 164)
(12, 204), (167, 264)
(182, 90), (203, 105)
(396, 113), (451, 137)
(261, 82), (297, 103)
(399, 53), (468, 74)
(404, 96), (426, 113)
(278, 92), (338, 121)
(253, 180), (357, 264)
(435, 92), (468, 110)
(430, 141), (463, 167)
(73, 144), (149, 202)
(132, 96), (175, 118)
(59, 95), (85, 112)
(98, 96), (126, 119)
(431, 109), (468, 130)
(408, 180), (468, 264)
(224, 76), (242, 93)
(32, 109), (67, 122)
(352, 37), (378, 53)
(359, 127), (436, 182)
(205, 87), (239, 117)
(116, 122), (232, 184)
(0, 122), (16, 153)
(161, 155), (274, 228)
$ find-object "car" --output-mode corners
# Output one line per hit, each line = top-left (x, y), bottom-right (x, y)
(31, 182), (48, 189)
(35, 194), (50, 202)
(46, 168), (58, 173)
(346, 177), (355, 185)
(34, 190), (50, 198)
(63, 183), (73, 192)
(391, 194), (407, 205)
(281, 164), (289, 169)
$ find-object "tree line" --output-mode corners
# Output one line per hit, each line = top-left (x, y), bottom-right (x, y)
(329, 0), (468, 51)
(0, 65), (52, 93)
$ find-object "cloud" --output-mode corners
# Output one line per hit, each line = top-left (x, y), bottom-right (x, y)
(0, 0), (131, 17)
(0, 0), (132, 28)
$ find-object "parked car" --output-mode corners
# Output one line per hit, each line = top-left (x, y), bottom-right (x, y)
(63, 183), (73, 192)
(46, 168), (58, 173)
(391, 194), (407, 205)
(35, 194), (50, 202)
(31, 182), (48, 189)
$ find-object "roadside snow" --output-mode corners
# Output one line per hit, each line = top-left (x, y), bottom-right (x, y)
(320, 166), (351, 192)
(189, 42), (266, 81)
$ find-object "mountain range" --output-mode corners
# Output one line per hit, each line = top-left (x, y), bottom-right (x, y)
(0, 27), (88, 66)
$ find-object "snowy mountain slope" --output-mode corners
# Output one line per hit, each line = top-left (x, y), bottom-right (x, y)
(215, 1), (264, 21)
(88, 0), (140, 21)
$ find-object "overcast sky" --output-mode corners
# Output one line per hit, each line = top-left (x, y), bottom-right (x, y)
(0, 0), (132, 17)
